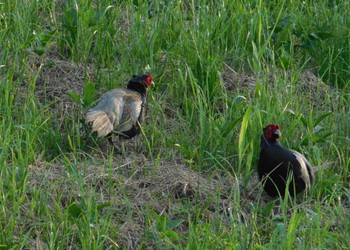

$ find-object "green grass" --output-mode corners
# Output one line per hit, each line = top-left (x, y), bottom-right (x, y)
(1, 0), (350, 249)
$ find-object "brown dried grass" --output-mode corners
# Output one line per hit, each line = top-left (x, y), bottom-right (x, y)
(222, 63), (332, 104)
(25, 150), (265, 249)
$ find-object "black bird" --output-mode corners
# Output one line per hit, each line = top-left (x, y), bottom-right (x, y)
(86, 74), (154, 140)
(258, 124), (316, 197)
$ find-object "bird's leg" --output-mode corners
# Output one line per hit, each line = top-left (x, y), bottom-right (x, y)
(107, 136), (113, 146)
(106, 135), (123, 154)
(133, 136), (140, 152)
(121, 140), (126, 155)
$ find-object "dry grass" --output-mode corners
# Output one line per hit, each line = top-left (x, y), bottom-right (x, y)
(29, 48), (93, 114)
(222, 63), (331, 103)
(25, 148), (269, 248)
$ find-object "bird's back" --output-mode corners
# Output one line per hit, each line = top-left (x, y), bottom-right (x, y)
(86, 88), (143, 138)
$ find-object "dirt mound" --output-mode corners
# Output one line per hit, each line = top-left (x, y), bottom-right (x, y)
(26, 153), (263, 249)
(23, 48), (93, 118)
(222, 64), (331, 105)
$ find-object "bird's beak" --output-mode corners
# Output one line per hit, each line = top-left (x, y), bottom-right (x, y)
(274, 129), (281, 137)
(151, 81), (155, 86)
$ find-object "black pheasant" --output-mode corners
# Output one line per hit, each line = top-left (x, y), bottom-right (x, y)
(85, 73), (154, 140)
(258, 124), (315, 197)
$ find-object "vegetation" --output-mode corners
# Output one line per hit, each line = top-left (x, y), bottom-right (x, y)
(0, 0), (349, 249)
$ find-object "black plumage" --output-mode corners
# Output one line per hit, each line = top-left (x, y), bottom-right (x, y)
(258, 124), (315, 197)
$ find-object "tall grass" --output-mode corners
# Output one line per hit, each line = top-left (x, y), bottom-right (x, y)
(0, 0), (349, 248)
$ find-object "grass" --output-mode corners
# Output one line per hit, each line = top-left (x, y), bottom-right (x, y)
(1, 0), (350, 249)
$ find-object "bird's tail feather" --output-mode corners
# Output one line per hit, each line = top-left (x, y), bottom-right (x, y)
(86, 110), (113, 137)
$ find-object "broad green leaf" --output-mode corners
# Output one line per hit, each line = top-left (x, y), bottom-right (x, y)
(95, 5), (114, 21)
(39, 30), (57, 47)
(299, 115), (308, 128)
(309, 32), (332, 41)
(165, 218), (184, 230)
(311, 132), (332, 143)
(274, 15), (292, 33)
(67, 203), (83, 219)
(174, 144), (195, 159)
(314, 112), (332, 127)
(63, 2), (78, 45)
(252, 41), (259, 61)
(286, 211), (304, 249)
(83, 81), (96, 107)
(316, 31), (332, 40)
(68, 91), (82, 104)
(255, 82), (263, 98)
(238, 106), (252, 166)
(96, 202), (112, 211)
(33, 48), (46, 56)
(221, 117), (241, 137)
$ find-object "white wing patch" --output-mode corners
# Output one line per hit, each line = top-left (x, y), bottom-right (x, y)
(292, 150), (311, 189)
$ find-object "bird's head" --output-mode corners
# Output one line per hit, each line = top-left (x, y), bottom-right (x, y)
(143, 74), (154, 88)
(127, 73), (154, 95)
(130, 74), (154, 88)
(263, 124), (281, 140)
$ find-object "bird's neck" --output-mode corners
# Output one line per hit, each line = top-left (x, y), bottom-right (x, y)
(127, 82), (147, 97)
(260, 135), (281, 150)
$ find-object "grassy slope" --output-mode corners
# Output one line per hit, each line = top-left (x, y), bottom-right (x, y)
(0, 0), (350, 249)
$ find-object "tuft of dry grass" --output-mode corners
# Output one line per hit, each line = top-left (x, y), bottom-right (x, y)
(25, 149), (270, 248)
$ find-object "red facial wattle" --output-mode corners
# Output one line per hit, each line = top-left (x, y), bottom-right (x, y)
(145, 74), (153, 87)
(264, 124), (281, 139)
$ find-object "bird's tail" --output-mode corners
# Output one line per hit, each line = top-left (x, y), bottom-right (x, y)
(86, 110), (113, 137)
